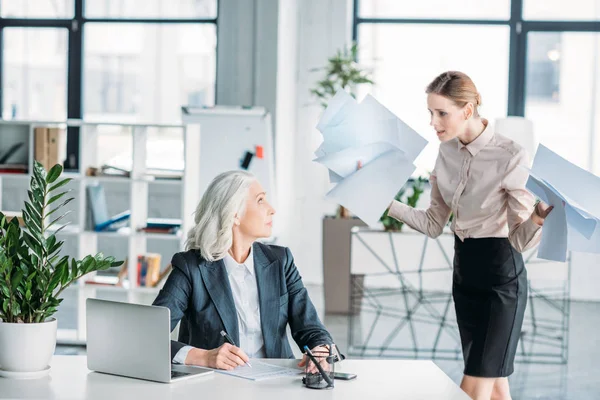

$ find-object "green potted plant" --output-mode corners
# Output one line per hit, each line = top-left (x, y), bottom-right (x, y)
(0, 162), (122, 378)
(312, 43), (375, 314)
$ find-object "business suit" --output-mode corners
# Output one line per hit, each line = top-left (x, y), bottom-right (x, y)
(152, 242), (333, 361)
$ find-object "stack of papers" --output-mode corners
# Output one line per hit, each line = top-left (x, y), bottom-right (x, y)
(525, 144), (600, 262)
(314, 91), (428, 226)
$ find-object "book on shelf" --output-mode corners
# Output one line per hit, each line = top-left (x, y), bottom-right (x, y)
(145, 218), (181, 230)
(137, 253), (161, 287)
(34, 127), (60, 171)
(138, 226), (180, 235)
(0, 164), (28, 174)
(144, 168), (183, 180)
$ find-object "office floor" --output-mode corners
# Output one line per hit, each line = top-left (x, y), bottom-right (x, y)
(56, 284), (600, 399)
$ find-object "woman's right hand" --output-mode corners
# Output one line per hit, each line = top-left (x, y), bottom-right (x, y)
(186, 343), (250, 370)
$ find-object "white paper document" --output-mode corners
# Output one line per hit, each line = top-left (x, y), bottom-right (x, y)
(525, 144), (600, 261)
(205, 359), (302, 381)
(314, 91), (428, 226)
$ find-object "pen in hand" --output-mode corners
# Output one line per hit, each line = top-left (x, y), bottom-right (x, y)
(220, 330), (252, 368)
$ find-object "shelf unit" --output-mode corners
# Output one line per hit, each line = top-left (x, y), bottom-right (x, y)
(0, 119), (200, 344)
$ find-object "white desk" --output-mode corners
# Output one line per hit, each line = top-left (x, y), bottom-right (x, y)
(0, 356), (469, 399)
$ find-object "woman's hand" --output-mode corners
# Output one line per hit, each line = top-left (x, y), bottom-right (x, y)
(531, 200), (554, 226)
(186, 343), (250, 370)
(297, 345), (331, 373)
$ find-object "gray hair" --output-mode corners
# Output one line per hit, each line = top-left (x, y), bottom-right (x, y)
(186, 170), (256, 262)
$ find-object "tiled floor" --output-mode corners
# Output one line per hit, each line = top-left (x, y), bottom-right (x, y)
(56, 284), (600, 399)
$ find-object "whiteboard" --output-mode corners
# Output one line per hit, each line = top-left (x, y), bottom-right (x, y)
(181, 105), (277, 227)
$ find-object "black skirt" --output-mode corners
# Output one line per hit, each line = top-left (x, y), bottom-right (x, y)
(452, 235), (527, 378)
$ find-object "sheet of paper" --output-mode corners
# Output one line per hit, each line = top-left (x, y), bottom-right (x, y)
(314, 91), (428, 224)
(527, 177), (568, 262)
(530, 144), (600, 218)
(568, 221), (600, 253)
(527, 175), (597, 239)
(204, 359), (302, 381)
(326, 150), (415, 226)
(360, 95), (429, 161)
(526, 145), (600, 259)
(314, 142), (400, 179)
(316, 90), (357, 133)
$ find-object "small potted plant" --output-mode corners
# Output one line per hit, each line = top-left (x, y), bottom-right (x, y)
(0, 162), (122, 378)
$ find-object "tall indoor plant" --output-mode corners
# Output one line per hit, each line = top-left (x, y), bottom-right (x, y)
(0, 162), (121, 376)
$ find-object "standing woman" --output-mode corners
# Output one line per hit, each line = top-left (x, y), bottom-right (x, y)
(387, 71), (553, 400)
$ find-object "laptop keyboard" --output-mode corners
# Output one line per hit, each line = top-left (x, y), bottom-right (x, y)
(171, 370), (191, 379)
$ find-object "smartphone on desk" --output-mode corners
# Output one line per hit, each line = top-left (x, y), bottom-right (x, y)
(333, 372), (357, 380)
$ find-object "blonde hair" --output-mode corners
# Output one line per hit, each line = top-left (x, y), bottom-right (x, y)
(426, 71), (482, 117)
(185, 170), (256, 262)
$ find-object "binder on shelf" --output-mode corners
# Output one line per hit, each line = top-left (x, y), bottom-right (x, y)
(145, 218), (181, 230)
(86, 184), (130, 232)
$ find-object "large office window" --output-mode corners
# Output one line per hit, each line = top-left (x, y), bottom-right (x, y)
(355, 0), (600, 176)
(0, 0), (218, 170)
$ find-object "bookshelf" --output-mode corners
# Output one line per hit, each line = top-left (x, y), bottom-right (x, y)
(0, 119), (200, 344)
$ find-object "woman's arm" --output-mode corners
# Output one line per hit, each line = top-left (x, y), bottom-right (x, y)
(283, 248), (333, 350)
(152, 253), (248, 369)
(388, 174), (452, 238)
(503, 148), (545, 252)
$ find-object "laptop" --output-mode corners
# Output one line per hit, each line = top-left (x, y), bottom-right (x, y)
(86, 298), (213, 383)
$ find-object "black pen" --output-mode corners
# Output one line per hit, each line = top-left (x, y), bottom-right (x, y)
(220, 330), (252, 368)
(303, 345), (334, 386)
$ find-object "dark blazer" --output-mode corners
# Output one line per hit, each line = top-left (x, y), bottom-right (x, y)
(152, 242), (333, 361)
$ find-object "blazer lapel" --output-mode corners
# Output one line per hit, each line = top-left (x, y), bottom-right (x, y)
(199, 259), (240, 345)
(253, 243), (279, 357)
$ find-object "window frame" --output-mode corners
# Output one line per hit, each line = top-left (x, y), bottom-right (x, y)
(0, 0), (219, 171)
(353, 0), (600, 116)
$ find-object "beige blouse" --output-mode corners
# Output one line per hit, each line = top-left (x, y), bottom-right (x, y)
(389, 121), (542, 253)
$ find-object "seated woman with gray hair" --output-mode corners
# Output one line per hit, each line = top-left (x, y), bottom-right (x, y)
(153, 170), (336, 370)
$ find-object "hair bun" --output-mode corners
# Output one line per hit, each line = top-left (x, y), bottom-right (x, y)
(475, 92), (482, 106)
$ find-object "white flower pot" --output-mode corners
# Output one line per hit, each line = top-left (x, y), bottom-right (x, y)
(0, 318), (57, 373)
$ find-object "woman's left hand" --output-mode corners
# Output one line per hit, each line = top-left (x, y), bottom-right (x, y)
(532, 200), (554, 226)
(297, 345), (330, 373)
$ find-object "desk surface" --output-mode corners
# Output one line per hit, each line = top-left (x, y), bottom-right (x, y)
(0, 356), (469, 400)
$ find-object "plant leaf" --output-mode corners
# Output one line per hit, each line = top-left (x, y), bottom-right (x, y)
(47, 191), (71, 207)
(47, 211), (71, 230)
(46, 164), (63, 184)
(46, 198), (75, 219)
(49, 177), (72, 193)
(10, 270), (23, 291)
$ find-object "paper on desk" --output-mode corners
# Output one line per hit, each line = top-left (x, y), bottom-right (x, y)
(525, 145), (600, 261)
(314, 91), (428, 226)
(203, 359), (302, 381)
